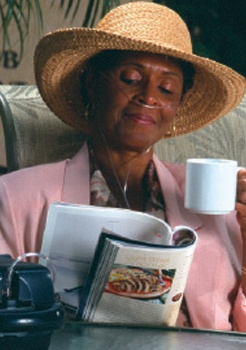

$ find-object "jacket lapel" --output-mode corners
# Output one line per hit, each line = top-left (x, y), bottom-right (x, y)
(62, 146), (202, 230)
(61, 149), (202, 233)
(62, 143), (90, 204)
(153, 155), (202, 231)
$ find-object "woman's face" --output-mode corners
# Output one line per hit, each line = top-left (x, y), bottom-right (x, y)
(88, 51), (184, 153)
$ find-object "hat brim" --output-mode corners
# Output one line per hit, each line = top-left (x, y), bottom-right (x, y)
(34, 28), (246, 137)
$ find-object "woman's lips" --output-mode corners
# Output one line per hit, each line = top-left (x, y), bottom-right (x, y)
(127, 113), (156, 126)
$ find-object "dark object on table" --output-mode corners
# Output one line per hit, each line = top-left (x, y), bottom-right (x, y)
(0, 254), (64, 350)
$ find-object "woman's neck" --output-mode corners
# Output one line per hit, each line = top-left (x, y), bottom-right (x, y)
(90, 136), (154, 211)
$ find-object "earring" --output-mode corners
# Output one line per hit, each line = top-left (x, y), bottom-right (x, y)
(172, 124), (176, 136)
(164, 122), (176, 137)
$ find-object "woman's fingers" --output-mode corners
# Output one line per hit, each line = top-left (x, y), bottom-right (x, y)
(237, 169), (246, 204)
(236, 170), (246, 233)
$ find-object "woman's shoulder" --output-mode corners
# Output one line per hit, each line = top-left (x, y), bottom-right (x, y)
(0, 159), (68, 193)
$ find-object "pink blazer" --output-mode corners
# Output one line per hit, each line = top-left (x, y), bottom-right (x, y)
(0, 144), (245, 331)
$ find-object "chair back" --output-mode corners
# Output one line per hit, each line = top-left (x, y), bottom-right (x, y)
(0, 85), (85, 172)
(155, 93), (246, 166)
(0, 84), (246, 172)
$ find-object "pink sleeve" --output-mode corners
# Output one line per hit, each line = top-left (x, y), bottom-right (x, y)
(0, 177), (21, 257)
(224, 213), (246, 331)
(233, 286), (246, 332)
(0, 163), (65, 258)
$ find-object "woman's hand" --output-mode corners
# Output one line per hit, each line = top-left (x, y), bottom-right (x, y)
(235, 168), (246, 295)
(236, 168), (246, 232)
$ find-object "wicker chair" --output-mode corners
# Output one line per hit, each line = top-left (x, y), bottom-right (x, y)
(0, 84), (245, 173)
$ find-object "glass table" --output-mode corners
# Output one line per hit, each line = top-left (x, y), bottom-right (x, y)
(50, 322), (246, 350)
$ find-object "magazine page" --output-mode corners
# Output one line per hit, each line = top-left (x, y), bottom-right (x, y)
(78, 230), (197, 326)
(40, 202), (177, 307)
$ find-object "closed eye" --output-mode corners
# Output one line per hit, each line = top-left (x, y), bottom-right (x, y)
(159, 87), (173, 94)
(121, 77), (140, 85)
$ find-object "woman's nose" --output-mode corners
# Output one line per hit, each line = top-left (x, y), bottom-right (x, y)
(133, 81), (159, 107)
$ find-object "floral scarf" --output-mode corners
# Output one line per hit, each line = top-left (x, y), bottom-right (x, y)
(88, 142), (166, 221)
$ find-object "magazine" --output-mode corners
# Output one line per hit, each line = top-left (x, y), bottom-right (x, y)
(40, 202), (198, 326)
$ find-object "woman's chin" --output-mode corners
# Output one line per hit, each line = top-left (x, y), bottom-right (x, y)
(119, 141), (154, 155)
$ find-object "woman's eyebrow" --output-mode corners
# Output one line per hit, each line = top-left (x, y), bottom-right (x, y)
(118, 62), (182, 78)
(117, 62), (143, 69)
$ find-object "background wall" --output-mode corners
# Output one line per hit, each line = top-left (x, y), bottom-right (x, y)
(0, 1), (99, 85)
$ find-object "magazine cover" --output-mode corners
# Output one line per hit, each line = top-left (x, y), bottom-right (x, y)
(78, 230), (197, 326)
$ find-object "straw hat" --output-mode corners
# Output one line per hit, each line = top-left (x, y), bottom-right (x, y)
(34, 1), (245, 137)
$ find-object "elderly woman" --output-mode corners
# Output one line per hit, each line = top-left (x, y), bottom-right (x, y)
(0, 2), (245, 331)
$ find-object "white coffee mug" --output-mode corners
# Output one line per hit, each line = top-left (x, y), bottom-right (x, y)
(185, 158), (238, 215)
